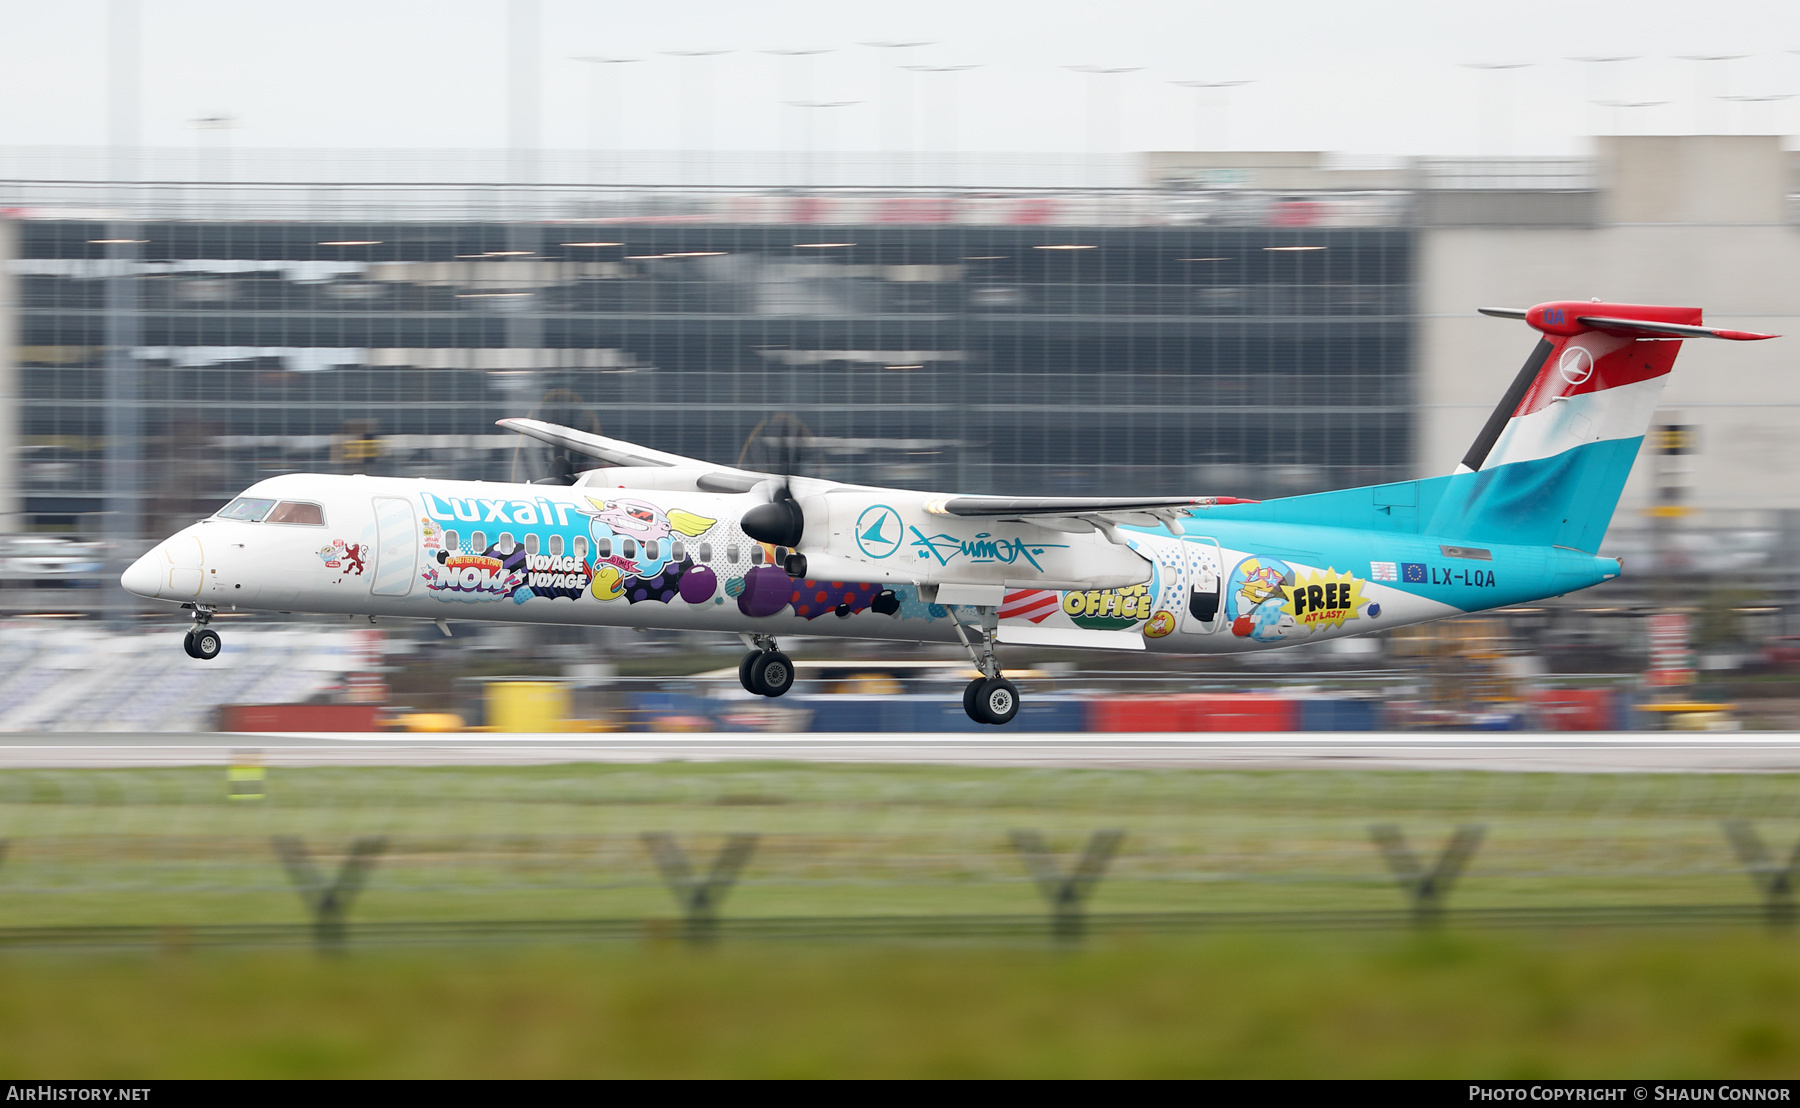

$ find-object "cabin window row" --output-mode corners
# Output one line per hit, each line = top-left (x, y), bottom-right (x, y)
(434, 530), (784, 569)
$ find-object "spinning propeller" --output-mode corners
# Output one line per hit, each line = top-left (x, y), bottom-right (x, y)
(736, 413), (814, 572)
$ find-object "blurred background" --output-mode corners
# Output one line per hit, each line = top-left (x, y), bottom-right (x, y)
(1, 0), (1799, 735)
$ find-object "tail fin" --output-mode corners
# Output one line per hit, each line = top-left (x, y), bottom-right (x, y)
(1426, 301), (1774, 552)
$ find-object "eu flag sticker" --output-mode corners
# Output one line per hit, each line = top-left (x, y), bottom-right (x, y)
(1401, 562), (1427, 584)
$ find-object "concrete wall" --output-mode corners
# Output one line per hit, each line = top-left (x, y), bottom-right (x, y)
(1418, 136), (1800, 517)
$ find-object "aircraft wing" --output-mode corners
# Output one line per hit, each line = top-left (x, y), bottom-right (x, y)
(496, 418), (772, 490)
(923, 494), (1258, 531)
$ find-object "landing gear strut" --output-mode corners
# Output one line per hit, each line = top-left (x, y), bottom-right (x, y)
(737, 634), (794, 698)
(182, 606), (222, 661)
(954, 608), (1019, 726)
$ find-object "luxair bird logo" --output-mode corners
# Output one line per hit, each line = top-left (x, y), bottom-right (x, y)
(856, 505), (902, 559)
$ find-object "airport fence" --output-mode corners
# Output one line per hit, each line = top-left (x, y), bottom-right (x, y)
(0, 762), (1798, 950)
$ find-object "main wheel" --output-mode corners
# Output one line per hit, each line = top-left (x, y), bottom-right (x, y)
(738, 651), (760, 694)
(975, 677), (1020, 725)
(963, 677), (986, 723)
(182, 630), (201, 659)
(189, 627), (222, 661)
(750, 650), (794, 698)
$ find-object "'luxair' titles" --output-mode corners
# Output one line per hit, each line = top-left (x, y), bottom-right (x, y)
(420, 491), (582, 528)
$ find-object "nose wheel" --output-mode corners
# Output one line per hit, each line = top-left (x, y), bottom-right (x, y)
(737, 634), (794, 698)
(181, 606), (222, 660)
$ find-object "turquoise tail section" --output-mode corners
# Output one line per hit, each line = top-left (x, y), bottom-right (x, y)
(1198, 436), (1644, 553)
(1421, 436), (1644, 552)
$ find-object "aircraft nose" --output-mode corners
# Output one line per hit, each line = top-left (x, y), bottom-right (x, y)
(120, 548), (163, 598)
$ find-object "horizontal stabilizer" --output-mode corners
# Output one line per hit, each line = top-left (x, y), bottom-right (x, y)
(1478, 306), (1777, 341)
(1573, 315), (1777, 341)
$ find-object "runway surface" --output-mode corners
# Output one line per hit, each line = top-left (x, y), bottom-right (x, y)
(0, 731), (1796, 772)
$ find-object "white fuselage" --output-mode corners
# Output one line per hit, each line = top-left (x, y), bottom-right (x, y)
(122, 471), (1461, 654)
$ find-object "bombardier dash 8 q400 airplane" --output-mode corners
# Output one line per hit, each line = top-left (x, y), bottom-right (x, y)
(122, 301), (1773, 725)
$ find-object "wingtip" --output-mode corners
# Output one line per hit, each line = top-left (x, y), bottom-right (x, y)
(1478, 307), (1529, 320)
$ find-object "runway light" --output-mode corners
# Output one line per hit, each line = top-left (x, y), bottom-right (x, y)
(1034, 244), (1096, 250)
(88, 238), (148, 244)
(318, 240), (382, 246)
(1264, 245), (1326, 252)
(660, 251), (727, 258)
(963, 255), (1006, 260)
(884, 364), (924, 370)
(1180, 256), (1228, 262)
(795, 242), (855, 248)
(561, 241), (624, 247)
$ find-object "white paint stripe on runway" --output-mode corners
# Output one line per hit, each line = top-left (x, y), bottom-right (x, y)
(0, 732), (1796, 772)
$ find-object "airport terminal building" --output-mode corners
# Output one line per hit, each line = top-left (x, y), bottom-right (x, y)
(0, 135), (1796, 613)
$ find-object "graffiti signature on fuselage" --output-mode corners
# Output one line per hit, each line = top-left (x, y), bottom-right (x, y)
(906, 527), (1068, 573)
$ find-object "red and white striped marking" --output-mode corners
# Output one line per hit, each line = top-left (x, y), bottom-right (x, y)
(999, 589), (1060, 623)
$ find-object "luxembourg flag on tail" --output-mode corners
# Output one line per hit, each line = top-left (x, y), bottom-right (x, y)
(1427, 301), (1775, 553)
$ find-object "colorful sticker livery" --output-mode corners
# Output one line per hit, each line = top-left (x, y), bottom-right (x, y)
(419, 492), (591, 605)
(317, 539), (369, 575)
(789, 580), (882, 620)
(999, 588), (1060, 624)
(1063, 584), (1154, 630)
(1225, 556), (1296, 642)
(521, 553), (591, 601)
(424, 549), (525, 602)
(906, 527), (1068, 571)
(1282, 568), (1368, 630)
(581, 496), (717, 607)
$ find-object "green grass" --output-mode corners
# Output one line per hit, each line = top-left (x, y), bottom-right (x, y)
(5, 764), (1800, 1077)
(1, 763), (1797, 927)
(4, 929), (1800, 1077)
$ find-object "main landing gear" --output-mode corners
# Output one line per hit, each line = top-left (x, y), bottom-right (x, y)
(954, 608), (1019, 726)
(737, 634), (794, 698)
(181, 606), (222, 661)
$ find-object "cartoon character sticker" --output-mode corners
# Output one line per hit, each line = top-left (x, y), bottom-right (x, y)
(317, 539), (369, 575)
(581, 497), (717, 605)
(1144, 610), (1177, 638)
(1226, 556), (1297, 642)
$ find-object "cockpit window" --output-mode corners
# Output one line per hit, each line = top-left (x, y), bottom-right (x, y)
(265, 501), (325, 526)
(216, 497), (277, 522)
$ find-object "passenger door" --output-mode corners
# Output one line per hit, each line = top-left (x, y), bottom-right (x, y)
(1179, 537), (1223, 634)
(370, 497), (417, 597)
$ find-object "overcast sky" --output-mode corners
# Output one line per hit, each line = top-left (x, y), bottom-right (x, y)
(1, 0), (1798, 158)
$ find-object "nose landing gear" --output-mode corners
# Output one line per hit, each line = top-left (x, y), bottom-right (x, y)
(737, 634), (794, 698)
(181, 606), (222, 660)
(954, 607), (1020, 725)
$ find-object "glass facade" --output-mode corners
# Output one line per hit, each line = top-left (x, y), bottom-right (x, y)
(10, 205), (1413, 540)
